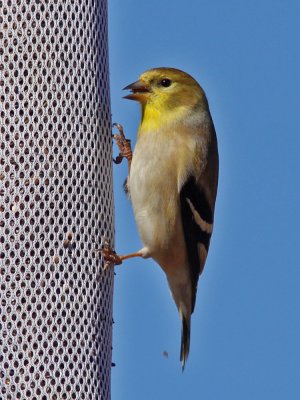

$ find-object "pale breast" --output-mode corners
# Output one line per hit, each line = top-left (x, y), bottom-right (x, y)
(128, 130), (200, 266)
(129, 134), (178, 250)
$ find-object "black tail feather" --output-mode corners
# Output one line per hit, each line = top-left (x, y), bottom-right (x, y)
(180, 311), (191, 371)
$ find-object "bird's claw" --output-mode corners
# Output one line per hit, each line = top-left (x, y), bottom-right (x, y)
(102, 247), (123, 268)
(99, 238), (123, 270)
(112, 123), (132, 164)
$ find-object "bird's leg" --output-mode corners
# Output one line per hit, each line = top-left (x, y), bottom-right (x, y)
(100, 239), (145, 270)
(112, 123), (132, 172)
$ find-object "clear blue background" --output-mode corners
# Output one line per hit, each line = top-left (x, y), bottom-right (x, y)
(108, 1), (300, 399)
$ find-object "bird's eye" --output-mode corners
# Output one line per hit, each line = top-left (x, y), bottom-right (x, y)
(160, 78), (172, 87)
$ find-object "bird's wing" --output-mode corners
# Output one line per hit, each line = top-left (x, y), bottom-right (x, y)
(180, 176), (214, 312)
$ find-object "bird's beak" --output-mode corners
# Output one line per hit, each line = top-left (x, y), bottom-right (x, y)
(123, 80), (150, 101)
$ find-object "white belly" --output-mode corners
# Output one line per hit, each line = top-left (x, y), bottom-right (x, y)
(128, 133), (186, 269)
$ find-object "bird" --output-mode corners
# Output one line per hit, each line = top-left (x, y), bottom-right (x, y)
(103, 67), (219, 369)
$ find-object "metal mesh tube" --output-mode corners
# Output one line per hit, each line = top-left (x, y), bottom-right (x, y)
(0, 0), (113, 399)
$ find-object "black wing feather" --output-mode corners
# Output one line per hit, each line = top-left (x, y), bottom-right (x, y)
(180, 176), (213, 312)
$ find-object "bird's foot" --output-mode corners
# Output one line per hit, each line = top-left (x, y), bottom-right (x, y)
(112, 123), (132, 165)
(98, 238), (123, 270)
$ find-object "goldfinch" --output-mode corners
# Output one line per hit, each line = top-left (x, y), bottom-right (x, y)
(105, 67), (219, 369)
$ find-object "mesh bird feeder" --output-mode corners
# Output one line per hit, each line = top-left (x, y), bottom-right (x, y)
(0, 0), (114, 398)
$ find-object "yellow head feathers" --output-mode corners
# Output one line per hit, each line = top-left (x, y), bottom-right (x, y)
(124, 67), (209, 132)
(124, 67), (207, 110)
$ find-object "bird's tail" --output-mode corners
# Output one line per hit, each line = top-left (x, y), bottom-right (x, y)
(179, 305), (191, 371)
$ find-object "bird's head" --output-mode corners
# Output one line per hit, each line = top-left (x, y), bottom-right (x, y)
(123, 68), (208, 129)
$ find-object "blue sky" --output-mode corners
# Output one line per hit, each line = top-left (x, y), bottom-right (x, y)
(108, 1), (300, 399)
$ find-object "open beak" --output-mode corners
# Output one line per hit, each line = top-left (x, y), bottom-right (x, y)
(123, 80), (150, 101)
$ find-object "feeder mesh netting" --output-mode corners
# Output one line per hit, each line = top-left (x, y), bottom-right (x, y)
(0, 0), (114, 398)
